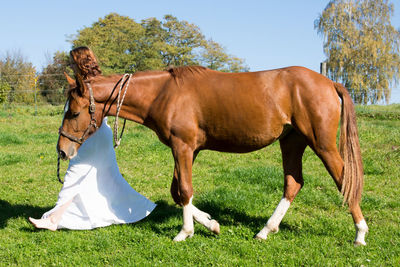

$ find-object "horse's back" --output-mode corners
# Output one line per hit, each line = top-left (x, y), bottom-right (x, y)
(190, 66), (339, 127)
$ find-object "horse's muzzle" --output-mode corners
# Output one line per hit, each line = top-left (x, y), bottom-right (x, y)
(58, 150), (68, 161)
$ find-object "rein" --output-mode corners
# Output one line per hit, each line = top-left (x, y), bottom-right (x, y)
(113, 74), (132, 148)
(57, 156), (63, 184)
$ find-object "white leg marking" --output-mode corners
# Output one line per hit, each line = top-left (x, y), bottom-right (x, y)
(192, 205), (220, 235)
(173, 197), (194, 242)
(255, 197), (291, 240)
(354, 219), (368, 246)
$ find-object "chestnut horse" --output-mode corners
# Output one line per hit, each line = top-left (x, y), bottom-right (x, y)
(58, 47), (368, 245)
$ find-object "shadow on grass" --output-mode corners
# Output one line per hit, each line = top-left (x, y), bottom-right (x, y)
(139, 199), (293, 237)
(133, 200), (183, 238)
(0, 199), (51, 229)
(143, 200), (181, 223)
(196, 200), (267, 231)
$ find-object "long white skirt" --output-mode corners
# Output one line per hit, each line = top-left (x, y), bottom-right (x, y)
(43, 118), (156, 230)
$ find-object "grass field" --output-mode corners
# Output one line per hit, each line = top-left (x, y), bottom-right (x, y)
(0, 104), (399, 266)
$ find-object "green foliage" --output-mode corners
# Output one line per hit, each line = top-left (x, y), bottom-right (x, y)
(0, 50), (37, 104)
(0, 81), (11, 104)
(0, 104), (399, 265)
(199, 39), (229, 71)
(159, 14), (204, 67)
(71, 13), (145, 74)
(38, 51), (71, 105)
(315, 0), (400, 104)
(70, 13), (248, 73)
(138, 17), (167, 70)
(198, 39), (248, 72)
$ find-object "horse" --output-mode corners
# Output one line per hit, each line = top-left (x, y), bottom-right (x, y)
(57, 46), (368, 245)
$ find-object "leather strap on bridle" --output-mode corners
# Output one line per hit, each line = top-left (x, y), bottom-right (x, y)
(58, 81), (99, 145)
(57, 75), (132, 184)
(57, 81), (98, 184)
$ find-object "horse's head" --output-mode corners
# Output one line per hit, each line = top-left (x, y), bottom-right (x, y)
(57, 47), (103, 160)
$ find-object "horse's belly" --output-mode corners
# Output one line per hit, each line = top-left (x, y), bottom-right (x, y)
(204, 131), (279, 153)
(199, 111), (289, 152)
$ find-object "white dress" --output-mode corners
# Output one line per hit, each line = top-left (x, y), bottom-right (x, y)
(42, 118), (156, 230)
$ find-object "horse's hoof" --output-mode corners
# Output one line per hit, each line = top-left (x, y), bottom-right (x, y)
(254, 233), (267, 240)
(254, 227), (275, 240)
(354, 240), (366, 246)
(210, 219), (220, 235)
(173, 230), (194, 242)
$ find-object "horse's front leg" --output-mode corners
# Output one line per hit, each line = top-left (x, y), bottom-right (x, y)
(171, 137), (195, 242)
(170, 150), (220, 241)
(192, 205), (220, 235)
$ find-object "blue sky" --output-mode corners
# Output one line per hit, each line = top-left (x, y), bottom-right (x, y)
(1, 1), (399, 103)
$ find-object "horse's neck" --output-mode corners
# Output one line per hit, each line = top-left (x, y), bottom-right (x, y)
(98, 72), (170, 124)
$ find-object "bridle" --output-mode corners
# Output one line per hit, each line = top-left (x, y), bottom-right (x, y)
(57, 80), (98, 184)
(58, 81), (99, 145)
(56, 74), (132, 184)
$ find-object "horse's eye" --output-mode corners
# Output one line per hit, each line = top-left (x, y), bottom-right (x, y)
(72, 112), (80, 118)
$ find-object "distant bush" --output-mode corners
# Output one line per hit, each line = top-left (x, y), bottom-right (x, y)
(0, 81), (11, 104)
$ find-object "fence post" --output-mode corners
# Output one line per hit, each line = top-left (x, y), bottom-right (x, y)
(320, 62), (327, 76)
(34, 77), (38, 116)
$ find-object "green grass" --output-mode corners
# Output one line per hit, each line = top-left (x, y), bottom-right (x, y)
(0, 104), (399, 266)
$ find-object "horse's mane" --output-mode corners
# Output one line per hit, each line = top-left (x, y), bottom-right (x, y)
(167, 66), (208, 85)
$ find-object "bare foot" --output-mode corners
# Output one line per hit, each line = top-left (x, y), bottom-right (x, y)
(28, 217), (58, 231)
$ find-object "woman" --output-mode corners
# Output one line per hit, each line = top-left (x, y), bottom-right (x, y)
(29, 117), (156, 230)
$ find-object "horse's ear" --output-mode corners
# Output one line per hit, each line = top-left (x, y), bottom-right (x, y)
(64, 72), (76, 88)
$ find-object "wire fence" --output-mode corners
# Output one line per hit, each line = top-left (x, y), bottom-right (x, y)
(0, 73), (68, 115)
(0, 72), (67, 96)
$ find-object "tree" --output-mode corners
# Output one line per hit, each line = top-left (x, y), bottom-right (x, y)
(199, 39), (249, 72)
(315, 0), (400, 104)
(137, 17), (166, 70)
(38, 51), (71, 105)
(70, 13), (248, 73)
(0, 50), (37, 104)
(159, 15), (204, 67)
(70, 13), (145, 75)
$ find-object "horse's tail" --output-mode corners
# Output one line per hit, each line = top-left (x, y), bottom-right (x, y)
(334, 82), (364, 207)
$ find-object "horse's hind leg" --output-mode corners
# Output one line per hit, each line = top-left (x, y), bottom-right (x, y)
(255, 130), (307, 240)
(312, 144), (368, 245)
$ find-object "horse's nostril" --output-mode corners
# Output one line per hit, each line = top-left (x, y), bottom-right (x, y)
(59, 150), (67, 160)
